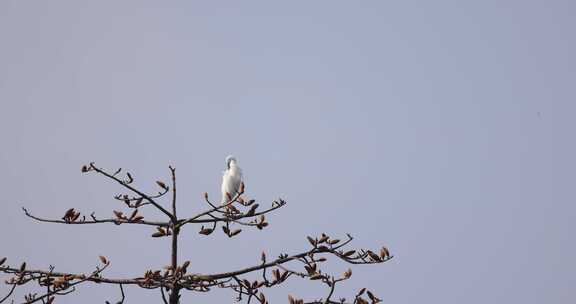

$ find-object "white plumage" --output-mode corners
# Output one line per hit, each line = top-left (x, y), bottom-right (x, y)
(221, 155), (243, 205)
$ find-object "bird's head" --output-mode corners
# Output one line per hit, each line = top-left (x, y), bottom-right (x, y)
(225, 155), (238, 169)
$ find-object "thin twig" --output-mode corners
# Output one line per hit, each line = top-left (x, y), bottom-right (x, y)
(160, 287), (168, 304)
(0, 284), (17, 304)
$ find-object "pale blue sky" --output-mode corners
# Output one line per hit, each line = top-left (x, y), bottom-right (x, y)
(1, 1), (575, 303)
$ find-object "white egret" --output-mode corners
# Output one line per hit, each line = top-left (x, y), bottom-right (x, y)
(221, 155), (243, 205)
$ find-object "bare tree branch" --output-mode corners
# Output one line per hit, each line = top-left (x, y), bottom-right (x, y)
(22, 208), (169, 227)
(88, 163), (173, 219)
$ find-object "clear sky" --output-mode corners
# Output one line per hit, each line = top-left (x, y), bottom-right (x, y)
(1, 1), (575, 303)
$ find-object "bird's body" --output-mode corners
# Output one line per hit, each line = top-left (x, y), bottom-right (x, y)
(221, 155), (243, 205)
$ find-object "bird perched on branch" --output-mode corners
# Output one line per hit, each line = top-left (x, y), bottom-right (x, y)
(221, 155), (243, 205)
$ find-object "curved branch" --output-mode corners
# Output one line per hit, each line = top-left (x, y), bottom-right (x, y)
(88, 163), (173, 219)
(105, 284), (125, 304)
(160, 287), (168, 304)
(191, 235), (392, 282)
(0, 283), (17, 304)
